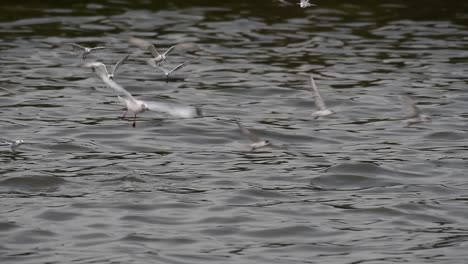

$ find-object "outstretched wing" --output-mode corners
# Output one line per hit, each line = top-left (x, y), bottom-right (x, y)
(309, 75), (327, 111)
(163, 45), (177, 56)
(67, 43), (86, 51)
(148, 44), (161, 58)
(145, 101), (200, 118)
(235, 120), (260, 142)
(276, 0), (292, 6)
(168, 61), (190, 75)
(84, 62), (109, 78)
(85, 62), (135, 102)
(90, 46), (107, 51)
(0, 141), (11, 146)
(401, 95), (420, 118)
(112, 54), (130, 75)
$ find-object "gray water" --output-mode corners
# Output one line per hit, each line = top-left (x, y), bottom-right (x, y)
(1, 1), (468, 263)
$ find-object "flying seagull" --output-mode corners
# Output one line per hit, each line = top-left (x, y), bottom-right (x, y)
(146, 43), (178, 66)
(85, 62), (201, 127)
(309, 75), (334, 118)
(235, 120), (272, 151)
(152, 61), (191, 82)
(0, 139), (24, 152)
(298, 0), (315, 8)
(89, 55), (129, 80)
(67, 43), (106, 59)
(401, 95), (431, 127)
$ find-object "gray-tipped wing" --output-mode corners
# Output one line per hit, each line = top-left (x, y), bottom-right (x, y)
(89, 46), (107, 51)
(145, 101), (200, 118)
(310, 75), (327, 111)
(162, 45), (177, 56)
(169, 61), (190, 75)
(85, 62), (134, 101)
(112, 54), (130, 75)
(155, 61), (190, 76)
(235, 120), (260, 142)
(401, 95), (420, 118)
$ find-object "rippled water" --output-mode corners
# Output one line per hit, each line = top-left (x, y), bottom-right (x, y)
(1, 1), (468, 263)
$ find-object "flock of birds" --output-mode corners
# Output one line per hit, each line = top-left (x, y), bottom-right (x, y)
(0, 1), (432, 153)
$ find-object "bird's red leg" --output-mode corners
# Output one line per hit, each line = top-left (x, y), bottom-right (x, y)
(132, 114), (137, 128)
(120, 110), (128, 120)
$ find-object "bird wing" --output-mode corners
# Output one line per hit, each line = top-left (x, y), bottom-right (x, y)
(168, 61), (190, 75)
(144, 101), (200, 118)
(102, 77), (135, 103)
(148, 44), (161, 58)
(309, 75), (327, 111)
(163, 45), (177, 56)
(85, 62), (136, 102)
(90, 46), (107, 51)
(84, 62), (109, 78)
(276, 0), (293, 5)
(67, 43), (86, 51)
(235, 120), (260, 142)
(401, 95), (420, 118)
(112, 54), (130, 75)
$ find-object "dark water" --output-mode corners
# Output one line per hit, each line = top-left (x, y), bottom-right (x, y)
(1, 1), (468, 263)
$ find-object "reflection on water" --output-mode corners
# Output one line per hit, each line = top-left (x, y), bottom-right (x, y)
(1, 1), (468, 263)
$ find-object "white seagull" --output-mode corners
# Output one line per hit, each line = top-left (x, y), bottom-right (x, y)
(67, 43), (107, 59)
(129, 37), (176, 65)
(401, 95), (431, 127)
(153, 61), (191, 82)
(85, 62), (201, 127)
(90, 54), (129, 80)
(309, 75), (334, 118)
(235, 120), (272, 151)
(1, 139), (24, 152)
(148, 43), (177, 66)
(298, 0), (315, 8)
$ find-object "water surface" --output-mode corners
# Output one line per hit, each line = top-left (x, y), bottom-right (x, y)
(1, 1), (468, 263)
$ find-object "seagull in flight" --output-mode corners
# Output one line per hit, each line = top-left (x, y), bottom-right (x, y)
(235, 120), (272, 151)
(85, 62), (201, 127)
(401, 95), (431, 127)
(309, 75), (334, 118)
(148, 43), (177, 66)
(1, 139), (23, 152)
(298, 0), (315, 8)
(67, 43), (106, 59)
(90, 55), (129, 80)
(152, 61), (191, 82)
